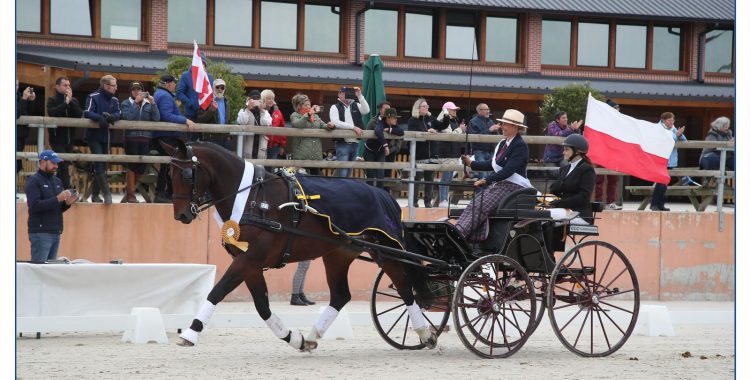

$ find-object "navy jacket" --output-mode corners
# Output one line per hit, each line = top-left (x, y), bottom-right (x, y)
(470, 136), (529, 184)
(84, 88), (122, 142)
(154, 86), (186, 138)
(468, 115), (497, 152)
(549, 160), (596, 223)
(25, 170), (70, 234)
(365, 119), (404, 152)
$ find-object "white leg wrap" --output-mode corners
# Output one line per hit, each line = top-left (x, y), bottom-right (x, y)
(313, 306), (339, 337)
(180, 328), (199, 345)
(264, 314), (290, 339)
(406, 303), (428, 330)
(288, 330), (304, 350)
(195, 300), (216, 326)
(306, 326), (322, 342)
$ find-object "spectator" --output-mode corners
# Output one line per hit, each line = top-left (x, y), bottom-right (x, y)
(361, 101), (390, 184)
(467, 103), (500, 180)
(434, 101), (466, 207)
(289, 93), (334, 175)
(83, 75), (122, 205)
(329, 86), (368, 177)
(46, 76), (83, 189)
(650, 112), (686, 211)
(699, 116), (734, 173)
(25, 150), (77, 263)
(17, 80), (36, 175)
(176, 51), (213, 141)
(594, 100), (623, 210)
(154, 74), (195, 203)
(407, 98), (446, 208)
(290, 261), (315, 306)
(237, 89), (272, 159)
(363, 107), (404, 188)
(542, 111), (582, 167)
(456, 109), (532, 240)
(120, 81), (159, 203)
(197, 78), (232, 150)
(261, 89), (287, 166)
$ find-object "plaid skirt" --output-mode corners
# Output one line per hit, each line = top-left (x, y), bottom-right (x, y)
(455, 181), (525, 241)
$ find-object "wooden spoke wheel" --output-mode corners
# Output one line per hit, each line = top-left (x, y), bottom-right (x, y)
(547, 240), (640, 357)
(452, 255), (536, 359)
(370, 269), (452, 350)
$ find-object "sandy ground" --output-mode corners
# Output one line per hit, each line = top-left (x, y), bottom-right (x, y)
(16, 302), (734, 380)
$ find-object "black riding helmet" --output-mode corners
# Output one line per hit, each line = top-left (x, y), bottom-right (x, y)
(561, 134), (589, 153)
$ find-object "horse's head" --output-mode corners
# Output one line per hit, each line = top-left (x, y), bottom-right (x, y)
(160, 140), (213, 224)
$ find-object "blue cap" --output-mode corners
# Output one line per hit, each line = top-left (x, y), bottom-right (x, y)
(39, 150), (63, 163)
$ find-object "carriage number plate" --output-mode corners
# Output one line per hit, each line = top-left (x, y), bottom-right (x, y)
(569, 225), (599, 234)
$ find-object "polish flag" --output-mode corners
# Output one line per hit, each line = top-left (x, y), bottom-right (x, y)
(584, 94), (674, 184)
(191, 41), (213, 110)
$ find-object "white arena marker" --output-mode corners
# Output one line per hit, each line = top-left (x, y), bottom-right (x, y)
(320, 306), (353, 340)
(634, 305), (675, 337)
(122, 307), (168, 344)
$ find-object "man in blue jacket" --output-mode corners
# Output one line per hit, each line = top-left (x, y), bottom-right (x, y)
(84, 75), (122, 204)
(154, 75), (195, 202)
(468, 103), (501, 180)
(176, 52), (213, 133)
(25, 150), (77, 263)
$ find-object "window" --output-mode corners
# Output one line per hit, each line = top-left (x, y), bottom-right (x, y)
(364, 9), (397, 56)
(17, 0), (41, 33)
(615, 25), (646, 69)
(50, 0), (92, 36)
(445, 13), (477, 60)
(168, 0), (206, 43)
(215, 0), (253, 47)
(705, 29), (734, 73)
(304, 4), (340, 53)
(652, 26), (682, 71)
(261, 1), (297, 49)
(101, 0), (141, 40)
(405, 12), (433, 58)
(541, 20), (571, 65)
(577, 22), (609, 67)
(485, 17), (517, 63)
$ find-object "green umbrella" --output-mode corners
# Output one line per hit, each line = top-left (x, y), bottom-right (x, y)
(357, 54), (387, 157)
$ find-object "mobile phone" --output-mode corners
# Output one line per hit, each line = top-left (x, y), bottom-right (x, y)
(317, 105), (325, 112)
(69, 188), (78, 195)
(343, 87), (356, 100)
(29, 87), (34, 93)
(142, 91), (149, 97)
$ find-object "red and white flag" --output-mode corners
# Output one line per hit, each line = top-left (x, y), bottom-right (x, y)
(584, 94), (674, 184)
(191, 41), (213, 110)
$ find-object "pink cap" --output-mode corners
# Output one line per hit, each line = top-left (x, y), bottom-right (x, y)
(442, 101), (460, 110)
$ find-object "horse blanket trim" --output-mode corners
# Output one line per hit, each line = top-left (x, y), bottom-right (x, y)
(293, 175), (405, 250)
(212, 161), (254, 229)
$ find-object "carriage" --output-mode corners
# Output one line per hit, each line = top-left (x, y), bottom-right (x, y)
(369, 187), (640, 359)
(164, 141), (639, 359)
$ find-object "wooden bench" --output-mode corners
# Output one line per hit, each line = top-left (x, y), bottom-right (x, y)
(625, 185), (735, 211)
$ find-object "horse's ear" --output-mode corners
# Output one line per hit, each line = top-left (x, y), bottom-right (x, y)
(160, 140), (177, 156)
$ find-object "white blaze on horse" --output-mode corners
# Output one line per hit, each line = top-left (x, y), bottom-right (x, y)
(162, 141), (437, 351)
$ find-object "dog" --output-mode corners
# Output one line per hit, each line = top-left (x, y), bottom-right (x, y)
(69, 146), (94, 202)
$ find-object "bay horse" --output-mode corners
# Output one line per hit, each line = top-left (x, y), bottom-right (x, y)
(161, 140), (437, 352)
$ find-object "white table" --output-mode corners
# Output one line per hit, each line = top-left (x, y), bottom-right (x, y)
(17, 263), (216, 334)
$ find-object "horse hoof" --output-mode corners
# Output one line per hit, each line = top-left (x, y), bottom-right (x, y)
(303, 340), (318, 352)
(177, 338), (195, 347)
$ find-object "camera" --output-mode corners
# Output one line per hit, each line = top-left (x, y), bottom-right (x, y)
(142, 91), (149, 97)
(316, 105), (325, 112)
(342, 87), (356, 100)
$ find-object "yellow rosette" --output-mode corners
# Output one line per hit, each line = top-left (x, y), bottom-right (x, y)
(221, 220), (249, 252)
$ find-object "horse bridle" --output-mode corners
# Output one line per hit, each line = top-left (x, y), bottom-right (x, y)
(169, 144), (282, 218)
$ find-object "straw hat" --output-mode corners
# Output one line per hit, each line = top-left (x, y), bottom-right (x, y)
(496, 109), (527, 128)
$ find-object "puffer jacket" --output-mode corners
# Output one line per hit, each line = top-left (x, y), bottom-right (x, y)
(83, 87), (122, 142)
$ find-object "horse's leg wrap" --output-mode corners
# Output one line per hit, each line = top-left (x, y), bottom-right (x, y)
(304, 306), (339, 350)
(179, 300), (216, 345)
(407, 303), (437, 349)
(265, 314), (306, 351)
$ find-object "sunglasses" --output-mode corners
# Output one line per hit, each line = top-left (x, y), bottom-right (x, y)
(216, 85), (225, 90)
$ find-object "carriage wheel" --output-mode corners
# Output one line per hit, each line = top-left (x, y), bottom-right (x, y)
(547, 240), (640, 357)
(370, 269), (452, 350)
(452, 255), (536, 359)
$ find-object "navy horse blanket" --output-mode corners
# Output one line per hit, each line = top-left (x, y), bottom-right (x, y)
(294, 175), (405, 249)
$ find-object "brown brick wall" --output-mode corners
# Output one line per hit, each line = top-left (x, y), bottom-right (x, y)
(526, 13), (541, 73)
(150, 0), (168, 51)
